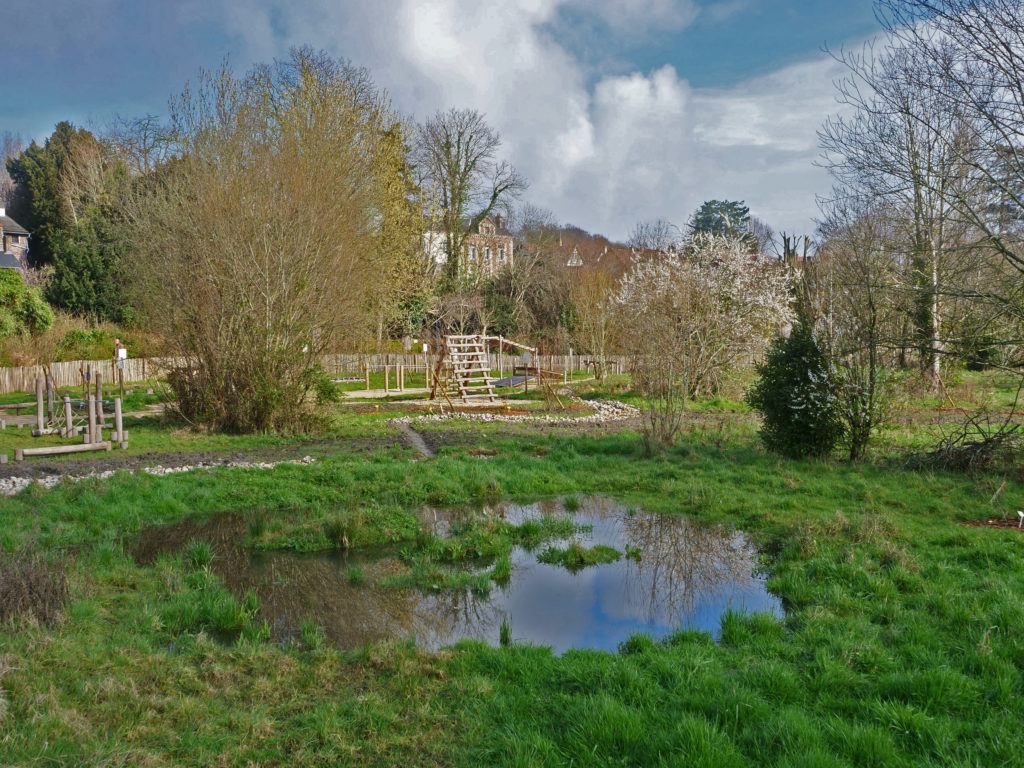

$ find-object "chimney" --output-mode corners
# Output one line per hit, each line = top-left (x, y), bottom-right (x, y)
(495, 213), (503, 230)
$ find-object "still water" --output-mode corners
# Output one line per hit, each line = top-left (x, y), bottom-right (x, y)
(133, 498), (782, 654)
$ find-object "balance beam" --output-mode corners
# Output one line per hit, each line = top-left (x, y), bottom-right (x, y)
(15, 442), (112, 461)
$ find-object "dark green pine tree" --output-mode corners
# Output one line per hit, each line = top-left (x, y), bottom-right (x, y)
(747, 322), (844, 458)
(6, 122), (94, 268)
(687, 199), (755, 244)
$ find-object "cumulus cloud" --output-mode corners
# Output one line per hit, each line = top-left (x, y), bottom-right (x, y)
(213, 0), (841, 238)
(3, 0), (844, 239)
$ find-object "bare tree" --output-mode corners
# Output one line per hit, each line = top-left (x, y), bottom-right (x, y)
(628, 219), (679, 253)
(105, 115), (174, 177)
(569, 266), (618, 380)
(415, 109), (526, 282)
(1, 131), (23, 205)
(125, 49), (416, 432)
(811, 197), (904, 460)
(829, 0), (1024, 379)
(820, 36), (980, 384)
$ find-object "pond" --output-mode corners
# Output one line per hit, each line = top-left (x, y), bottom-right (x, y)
(133, 498), (782, 654)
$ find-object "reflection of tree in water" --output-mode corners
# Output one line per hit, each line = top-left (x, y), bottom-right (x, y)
(239, 554), (506, 649)
(133, 499), (763, 651)
(614, 504), (758, 622)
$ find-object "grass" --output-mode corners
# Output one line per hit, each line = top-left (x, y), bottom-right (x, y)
(537, 541), (622, 571)
(1, 373), (1023, 765)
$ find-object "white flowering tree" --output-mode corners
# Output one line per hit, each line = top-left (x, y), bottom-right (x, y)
(614, 235), (792, 451)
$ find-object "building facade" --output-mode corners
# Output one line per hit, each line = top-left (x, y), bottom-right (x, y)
(0, 207), (29, 271)
(422, 215), (515, 280)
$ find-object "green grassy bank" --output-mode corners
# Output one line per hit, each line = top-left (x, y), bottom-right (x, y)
(0, 391), (1022, 766)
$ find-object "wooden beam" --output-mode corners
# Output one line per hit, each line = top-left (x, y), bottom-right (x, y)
(16, 442), (112, 460)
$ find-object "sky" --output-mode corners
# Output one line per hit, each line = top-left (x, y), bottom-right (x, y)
(1, 0), (883, 240)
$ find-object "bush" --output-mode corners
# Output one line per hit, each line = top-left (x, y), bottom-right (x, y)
(747, 323), (843, 458)
(0, 270), (54, 339)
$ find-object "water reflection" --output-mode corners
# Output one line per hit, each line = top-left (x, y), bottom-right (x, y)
(133, 498), (782, 654)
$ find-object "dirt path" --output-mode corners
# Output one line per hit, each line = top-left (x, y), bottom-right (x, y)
(396, 423), (434, 458)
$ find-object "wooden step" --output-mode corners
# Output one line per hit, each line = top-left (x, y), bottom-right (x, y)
(458, 384), (495, 392)
(460, 393), (499, 400)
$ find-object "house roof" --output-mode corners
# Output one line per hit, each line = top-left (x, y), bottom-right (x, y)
(0, 214), (29, 236)
(0, 251), (22, 269)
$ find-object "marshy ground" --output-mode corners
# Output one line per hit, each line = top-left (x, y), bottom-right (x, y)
(1, 371), (1022, 766)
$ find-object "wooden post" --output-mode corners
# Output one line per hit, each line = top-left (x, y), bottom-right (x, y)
(499, 336), (504, 379)
(87, 388), (96, 444)
(398, 364), (404, 391)
(365, 364), (370, 390)
(46, 374), (54, 425)
(426, 357), (431, 389)
(96, 372), (105, 427)
(114, 397), (124, 445)
(35, 377), (44, 433)
(63, 396), (72, 438)
(119, 367), (124, 400)
(384, 364), (390, 393)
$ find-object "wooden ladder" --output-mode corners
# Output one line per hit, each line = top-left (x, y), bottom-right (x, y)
(442, 335), (498, 403)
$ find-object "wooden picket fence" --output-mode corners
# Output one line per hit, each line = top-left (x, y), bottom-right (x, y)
(321, 353), (628, 376)
(0, 353), (631, 395)
(0, 357), (172, 395)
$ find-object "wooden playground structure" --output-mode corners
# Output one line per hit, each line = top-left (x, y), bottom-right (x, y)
(1, 365), (129, 463)
(429, 335), (568, 406)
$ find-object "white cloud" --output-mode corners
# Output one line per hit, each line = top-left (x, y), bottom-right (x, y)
(260, 0), (840, 238)
(4, 0), (842, 239)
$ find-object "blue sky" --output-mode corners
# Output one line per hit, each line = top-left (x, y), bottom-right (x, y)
(2, 0), (882, 239)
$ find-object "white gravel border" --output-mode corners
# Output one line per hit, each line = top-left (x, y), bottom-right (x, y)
(0, 456), (316, 497)
(390, 397), (638, 427)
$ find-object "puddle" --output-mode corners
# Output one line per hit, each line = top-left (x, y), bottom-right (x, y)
(133, 498), (782, 654)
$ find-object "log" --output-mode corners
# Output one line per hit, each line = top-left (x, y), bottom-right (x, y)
(63, 395), (73, 438)
(17, 441), (112, 459)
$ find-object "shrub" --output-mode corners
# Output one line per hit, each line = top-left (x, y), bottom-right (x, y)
(747, 323), (844, 458)
(0, 270), (54, 339)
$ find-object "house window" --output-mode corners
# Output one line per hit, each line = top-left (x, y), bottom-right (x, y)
(485, 247), (491, 262)
(498, 247), (505, 262)
(469, 246), (478, 260)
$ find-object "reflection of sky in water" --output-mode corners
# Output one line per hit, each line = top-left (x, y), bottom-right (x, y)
(134, 498), (783, 655)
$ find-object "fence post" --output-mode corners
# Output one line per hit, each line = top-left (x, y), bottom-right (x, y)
(87, 388), (96, 444)
(35, 377), (44, 432)
(114, 397), (124, 445)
